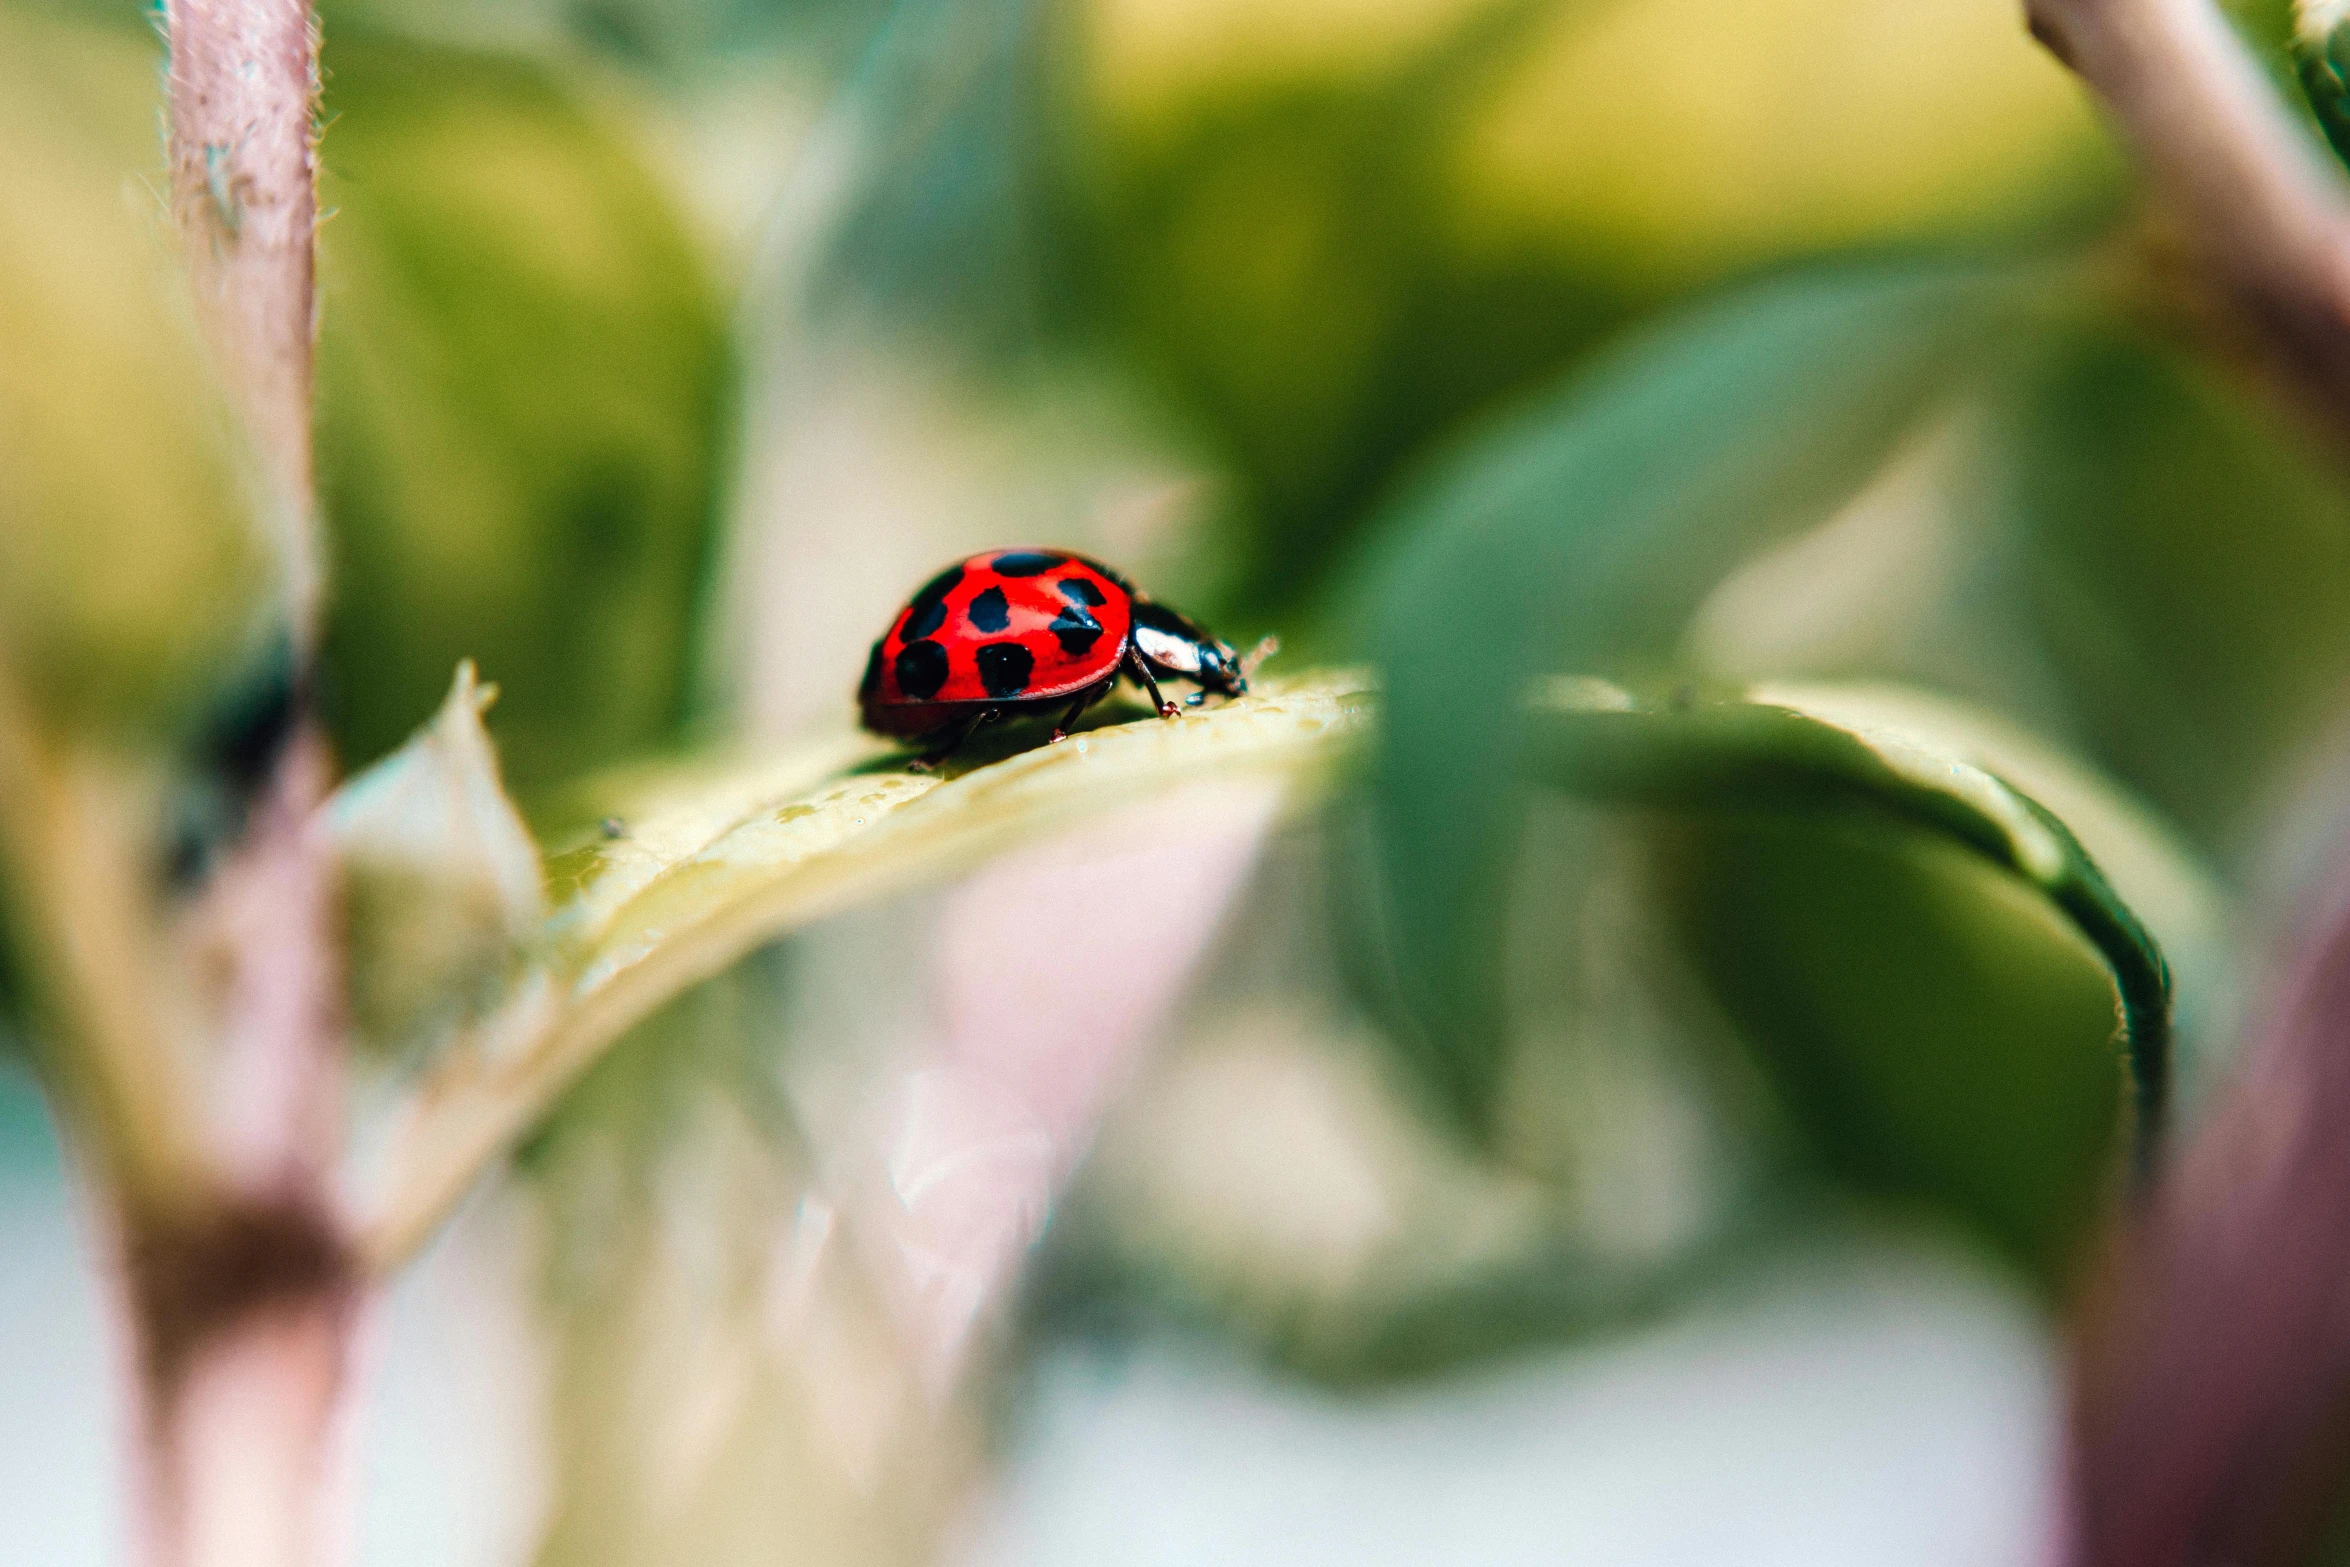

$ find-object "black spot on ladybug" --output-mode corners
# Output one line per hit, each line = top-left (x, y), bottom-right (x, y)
(966, 585), (1011, 633)
(1056, 575), (1108, 608)
(991, 551), (1059, 577)
(895, 639), (949, 700)
(1049, 606), (1103, 656)
(976, 641), (1034, 697)
(906, 599), (949, 640)
(903, 563), (964, 639)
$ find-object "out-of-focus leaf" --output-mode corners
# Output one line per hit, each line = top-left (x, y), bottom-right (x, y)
(1996, 326), (2350, 850)
(1743, 682), (2235, 1091)
(521, 968), (960, 1567)
(1364, 261), (2040, 1134)
(1530, 678), (2170, 1118)
(1071, 0), (2120, 620)
(0, 8), (290, 1140)
(315, 35), (729, 790)
(799, 0), (1079, 363)
(0, 659), (212, 1205)
(1034, 994), (1780, 1385)
(1448, 0), (2118, 285)
(1523, 678), (2187, 1271)
(2298, 1), (2350, 165)
(1660, 816), (2126, 1279)
(521, 772), (1286, 1562)
(327, 662), (545, 1059)
(0, 8), (269, 732)
(314, 0), (897, 79)
(360, 673), (1370, 1269)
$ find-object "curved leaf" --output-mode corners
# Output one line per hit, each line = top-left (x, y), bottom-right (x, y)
(1526, 677), (2177, 1163)
(327, 663), (545, 1058)
(358, 673), (1371, 1269)
(1366, 261), (2048, 1133)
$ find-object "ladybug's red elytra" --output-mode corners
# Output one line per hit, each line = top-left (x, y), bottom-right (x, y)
(858, 548), (1263, 769)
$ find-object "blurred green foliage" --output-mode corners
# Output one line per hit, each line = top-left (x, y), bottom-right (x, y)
(315, 35), (730, 790)
(1998, 328), (2350, 851)
(0, 6), (269, 734)
(1658, 813), (2124, 1276)
(1069, 0), (2124, 621)
(801, 0), (1080, 361)
(1509, 682), (2166, 1281)
(1362, 262), (2035, 1132)
(16, 0), (2350, 1509)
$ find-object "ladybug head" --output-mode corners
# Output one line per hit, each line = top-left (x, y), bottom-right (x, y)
(1132, 601), (1249, 699)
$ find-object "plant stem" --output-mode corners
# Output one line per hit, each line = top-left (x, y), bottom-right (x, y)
(118, 1197), (359, 1567)
(114, 729), (356, 1567)
(162, 0), (323, 640)
(139, 6), (353, 1567)
(2025, 0), (2350, 441)
(2020, 0), (2350, 1555)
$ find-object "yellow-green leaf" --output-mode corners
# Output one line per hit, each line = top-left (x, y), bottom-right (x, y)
(358, 673), (1371, 1269)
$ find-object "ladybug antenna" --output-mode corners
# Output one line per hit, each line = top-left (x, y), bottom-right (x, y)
(1240, 635), (1280, 678)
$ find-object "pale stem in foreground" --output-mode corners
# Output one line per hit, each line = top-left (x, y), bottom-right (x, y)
(2025, 0), (2350, 436)
(119, 5), (355, 1567)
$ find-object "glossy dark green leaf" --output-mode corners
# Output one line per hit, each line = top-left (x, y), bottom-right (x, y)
(1524, 678), (2188, 1273)
(1660, 815), (2127, 1275)
(1365, 262), (2041, 1132)
(1529, 680), (2168, 1136)
(315, 36), (730, 791)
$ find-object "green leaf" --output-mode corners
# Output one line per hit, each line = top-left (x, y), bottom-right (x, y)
(2297, 1), (2350, 166)
(516, 967), (963, 1567)
(1529, 678), (2173, 1142)
(358, 673), (1370, 1269)
(314, 35), (730, 790)
(1995, 325), (2350, 848)
(0, 7), (269, 732)
(1364, 261), (2044, 1132)
(1075, 0), (2123, 623)
(1521, 677), (2205, 1273)
(326, 663), (545, 1059)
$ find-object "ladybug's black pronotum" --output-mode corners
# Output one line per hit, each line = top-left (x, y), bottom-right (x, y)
(858, 548), (1265, 768)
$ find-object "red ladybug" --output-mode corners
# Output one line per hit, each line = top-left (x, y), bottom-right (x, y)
(859, 548), (1258, 768)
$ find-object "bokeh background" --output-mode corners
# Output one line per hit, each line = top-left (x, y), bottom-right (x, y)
(3, 0), (2342, 1560)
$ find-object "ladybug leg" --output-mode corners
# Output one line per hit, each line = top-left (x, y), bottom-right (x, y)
(1122, 646), (1180, 720)
(1048, 700), (1083, 741)
(906, 709), (989, 772)
(1049, 679), (1115, 743)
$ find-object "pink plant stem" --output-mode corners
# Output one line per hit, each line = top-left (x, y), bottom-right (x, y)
(133, 6), (354, 1567)
(119, 1196), (358, 1567)
(163, 0), (323, 637)
(118, 741), (356, 1567)
(2019, 0), (2350, 1556)
(2025, 0), (2350, 440)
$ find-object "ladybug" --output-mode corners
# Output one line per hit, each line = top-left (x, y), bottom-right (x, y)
(858, 548), (1262, 768)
